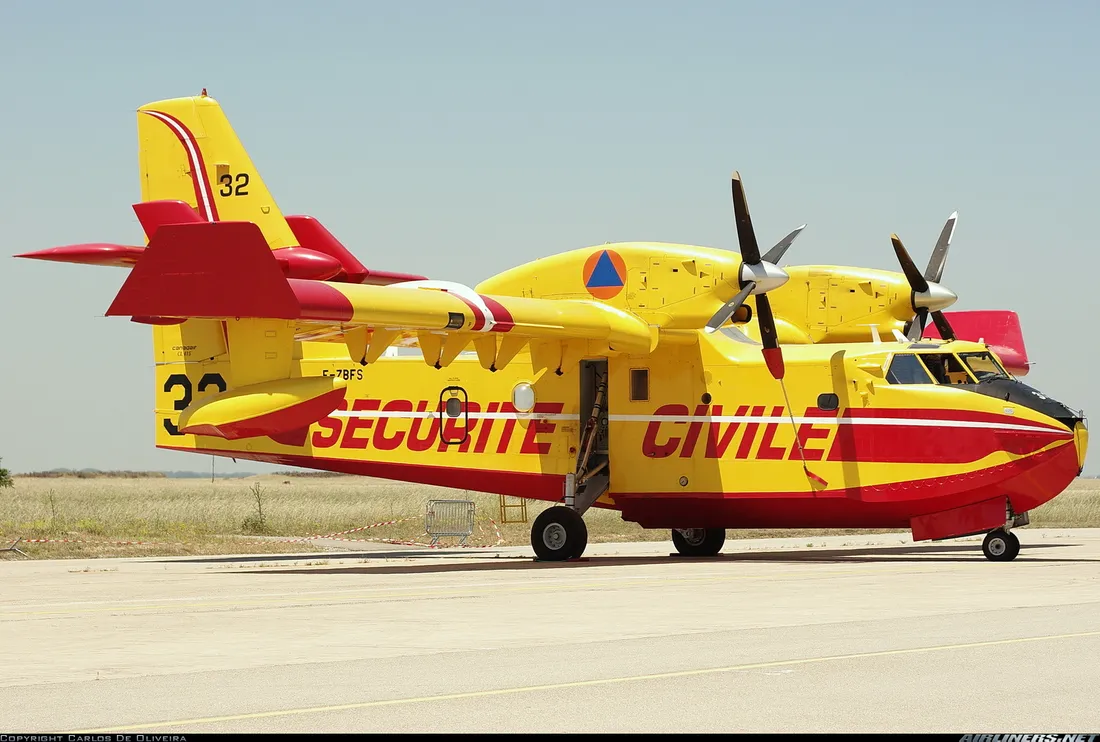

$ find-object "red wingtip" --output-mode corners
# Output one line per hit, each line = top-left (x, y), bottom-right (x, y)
(284, 214), (428, 285)
(762, 346), (785, 380)
(922, 309), (1030, 376)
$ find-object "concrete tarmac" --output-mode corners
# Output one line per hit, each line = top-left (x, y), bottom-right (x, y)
(2, 528), (1099, 733)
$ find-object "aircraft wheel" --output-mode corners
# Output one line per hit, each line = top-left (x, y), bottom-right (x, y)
(982, 529), (1020, 561)
(531, 506), (588, 561)
(672, 528), (726, 557)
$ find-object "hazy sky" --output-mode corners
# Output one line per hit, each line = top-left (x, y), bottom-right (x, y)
(2, 1), (1098, 474)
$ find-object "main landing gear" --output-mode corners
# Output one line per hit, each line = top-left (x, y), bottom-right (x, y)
(982, 528), (1020, 562)
(530, 363), (609, 562)
(531, 506), (588, 561)
(671, 528), (727, 557)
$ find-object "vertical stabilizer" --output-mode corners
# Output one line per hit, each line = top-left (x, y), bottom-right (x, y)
(136, 92), (296, 250)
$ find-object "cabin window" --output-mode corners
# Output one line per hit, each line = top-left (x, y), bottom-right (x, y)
(445, 397), (463, 417)
(817, 393), (839, 411)
(959, 352), (1010, 382)
(886, 354), (934, 385)
(630, 368), (649, 401)
(919, 353), (974, 385)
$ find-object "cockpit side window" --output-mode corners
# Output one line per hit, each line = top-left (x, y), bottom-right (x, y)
(959, 352), (1011, 382)
(919, 353), (974, 385)
(886, 353), (934, 385)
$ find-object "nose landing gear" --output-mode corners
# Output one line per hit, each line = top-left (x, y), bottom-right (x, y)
(671, 528), (727, 557)
(982, 528), (1020, 561)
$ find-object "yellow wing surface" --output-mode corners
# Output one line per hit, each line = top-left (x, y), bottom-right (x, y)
(107, 220), (655, 367)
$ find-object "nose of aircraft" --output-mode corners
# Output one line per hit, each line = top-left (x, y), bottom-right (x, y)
(1074, 419), (1089, 473)
(912, 281), (957, 312)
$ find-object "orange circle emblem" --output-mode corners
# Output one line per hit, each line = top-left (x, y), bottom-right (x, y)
(582, 249), (627, 300)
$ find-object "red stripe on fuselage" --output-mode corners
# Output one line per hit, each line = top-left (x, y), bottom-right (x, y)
(614, 442), (1078, 530)
(825, 419), (1068, 464)
(479, 295), (514, 332)
(448, 292), (486, 331)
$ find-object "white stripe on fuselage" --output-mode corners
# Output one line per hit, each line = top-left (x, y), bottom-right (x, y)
(330, 410), (1064, 434)
(388, 280), (496, 332)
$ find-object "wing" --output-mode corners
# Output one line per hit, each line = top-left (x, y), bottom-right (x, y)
(105, 221), (655, 371)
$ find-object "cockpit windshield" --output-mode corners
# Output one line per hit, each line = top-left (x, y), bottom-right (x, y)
(918, 353), (973, 385)
(959, 351), (1011, 382)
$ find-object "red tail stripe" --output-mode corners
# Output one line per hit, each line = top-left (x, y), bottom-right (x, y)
(140, 110), (219, 222)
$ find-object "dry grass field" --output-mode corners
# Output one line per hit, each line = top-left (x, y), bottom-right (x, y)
(2, 474), (1098, 559)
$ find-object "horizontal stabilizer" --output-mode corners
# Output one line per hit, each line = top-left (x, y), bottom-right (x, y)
(16, 243), (144, 268)
(285, 215), (427, 285)
(178, 376), (348, 440)
(107, 221), (301, 319)
(922, 310), (1030, 375)
(133, 199), (204, 240)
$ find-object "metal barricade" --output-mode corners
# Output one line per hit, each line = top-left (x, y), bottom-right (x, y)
(425, 499), (476, 545)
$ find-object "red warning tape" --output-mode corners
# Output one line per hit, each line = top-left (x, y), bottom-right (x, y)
(4, 516), (508, 552)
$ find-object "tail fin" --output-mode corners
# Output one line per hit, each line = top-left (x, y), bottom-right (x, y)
(921, 310), (1031, 376)
(137, 92), (296, 250)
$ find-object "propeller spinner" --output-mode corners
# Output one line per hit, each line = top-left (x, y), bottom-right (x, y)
(891, 211), (960, 341)
(704, 172), (805, 381)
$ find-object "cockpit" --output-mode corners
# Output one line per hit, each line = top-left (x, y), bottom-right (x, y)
(882, 346), (1084, 432)
(885, 350), (1012, 386)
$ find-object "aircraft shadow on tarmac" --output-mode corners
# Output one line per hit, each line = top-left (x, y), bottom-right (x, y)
(150, 541), (1098, 576)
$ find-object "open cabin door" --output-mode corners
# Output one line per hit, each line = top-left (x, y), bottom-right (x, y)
(569, 359), (610, 510)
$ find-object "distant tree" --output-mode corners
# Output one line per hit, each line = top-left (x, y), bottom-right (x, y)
(0, 458), (12, 488)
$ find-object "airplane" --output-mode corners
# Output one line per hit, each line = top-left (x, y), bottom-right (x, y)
(16, 92), (1085, 563)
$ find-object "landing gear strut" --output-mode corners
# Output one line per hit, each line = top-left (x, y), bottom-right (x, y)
(982, 528), (1020, 561)
(531, 506), (588, 561)
(672, 528), (726, 557)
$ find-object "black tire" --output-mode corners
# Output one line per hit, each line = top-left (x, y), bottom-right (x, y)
(531, 506), (588, 561)
(672, 528), (726, 557)
(982, 529), (1019, 561)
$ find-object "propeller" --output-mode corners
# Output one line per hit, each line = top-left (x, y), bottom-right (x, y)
(702, 172), (826, 490)
(704, 173), (804, 378)
(891, 212), (959, 342)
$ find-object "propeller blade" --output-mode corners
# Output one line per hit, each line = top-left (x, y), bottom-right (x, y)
(930, 310), (956, 341)
(761, 224), (807, 265)
(730, 171), (761, 265)
(891, 234), (930, 293)
(906, 308), (929, 341)
(756, 293), (785, 379)
(924, 211), (958, 284)
(705, 281), (756, 334)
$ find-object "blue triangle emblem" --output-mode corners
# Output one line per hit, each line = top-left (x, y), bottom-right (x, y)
(586, 251), (623, 288)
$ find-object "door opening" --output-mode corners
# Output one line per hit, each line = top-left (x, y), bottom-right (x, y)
(570, 360), (610, 510)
